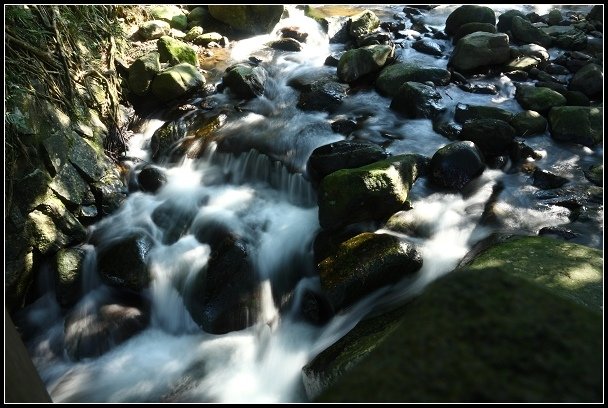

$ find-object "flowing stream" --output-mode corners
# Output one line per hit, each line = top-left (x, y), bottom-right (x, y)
(20, 5), (601, 403)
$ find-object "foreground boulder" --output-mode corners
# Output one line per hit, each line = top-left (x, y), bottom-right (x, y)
(318, 154), (428, 230)
(515, 84), (566, 114)
(548, 106), (602, 147)
(150, 63), (205, 103)
(450, 32), (510, 72)
(318, 232), (423, 312)
(157, 36), (198, 67)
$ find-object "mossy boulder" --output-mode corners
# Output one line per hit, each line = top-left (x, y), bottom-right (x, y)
(128, 52), (161, 96)
(55, 247), (87, 308)
(337, 45), (394, 83)
(453, 22), (496, 43)
(348, 10), (380, 40)
(515, 84), (566, 114)
(150, 63), (205, 103)
(222, 63), (268, 99)
(445, 5), (496, 36)
(318, 232), (423, 312)
(314, 265), (603, 402)
(583, 164), (603, 187)
(318, 154), (428, 230)
(511, 16), (553, 48)
(496, 9), (527, 33)
(548, 106), (602, 147)
(450, 32), (511, 72)
(193, 32), (224, 47)
(461, 235), (603, 311)
(297, 80), (349, 113)
(149, 5), (187, 31)
(138, 20), (171, 41)
(208, 5), (284, 35)
(568, 63), (603, 99)
(184, 26), (204, 42)
(509, 110), (547, 136)
(376, 63), (450, 97)
(157, 36), (198, 67)
(306, 140), (389, 183)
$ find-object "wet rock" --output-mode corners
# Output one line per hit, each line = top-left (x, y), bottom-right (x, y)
(128, 52), (161, 96)
(55, 247), (86, 308)
(412, 38), (443, 56)
(568, 63), (603, 99)
(538, 226), (579, 241)
(376, 63), (450, 97)
(297, 80), (349, 113)
(534, 81), (568, 95)
(49, 162), (90, 207)
(509, 110), (547, 136)
(532, 168), (569, 190)
(269, 38), (303, 51)
(504, 69), (528, 81)
(318, 232), (422, 311)
(222, 62), (267, 99)
(454, 103), (513, 124)
(90, 168), (127, 217)
(503, 56), (542, 72)
(64, 292), (150, 360)
(304, 7), (350, 44)
(511, 16), (553, 48)
(548, 106), (602, 147)
(553, 29), (587, 51)
(318, 154), (428, 230)
(208, 5), (284, 35)
(137, 165), (167, 193)
(450, 32), (510, 72)
(496, 9), (527, 33)
(337, 45), (394, 83)
(445, 5), (496, 36)
(432, 120), (462, 141)
(330, 118), (357, 135)
(68, 134), (109, 184)
(356, 32), (392, 47)
(150, 63), (206, 103)
(390, 81), (445, 119)
(97, 232), (155, 291)
(279, 26), (309, 42)
(185, 237), (261, 334)
(306, 140), (389, 182)
(150, 5), (187, 31)
(429, 141), (485, 191)
(563, 91), (590, 107)
(299, 289), (334, 326)
(453, 22), (496, 43)
(348, 10), (380, 41)
(138, 20), (171, 41)
(586, 5), (603, 23)
(519, 43), (549, 62)
(515, 84), (566, 114)
(459, 119), (516, 158)
(26, 200), (86, 255)
(151, 199), (198, 245)
(544, 63), (570, 76)
(583, 164), (602, 187)
(157, 36), (198, 67)
(184, 26), (203, 42)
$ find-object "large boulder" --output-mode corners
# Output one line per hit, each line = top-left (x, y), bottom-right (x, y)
(510, 16), (553, 48)
(222, 62), (268, 99)
(509, 110), (547, 136)
(297, 80), (349, 113)
(445, 5), (496, 36)
(208, 5), (284, 35)
(306, 140), (389, 182)
(348, 10), (380, 41)
(429, 141), (485, 191)
(318, 232), (423, 312)
(454, 103), (513, 124)
(390, 82), (445, 119)
(184, 237), (262, 334)
(128, 52), (161, 96)
(376, 63), (451, 97)
(149, 5), (187, 31)
(150, 63), (205, 103)
(450, 32), (511, 72)
(313, 264), (602, 402)
(318, 154), (428, 230)
(496, 9), (527, 33)
(96, 232), (155, 291)
(453, 22), (496, 43)
(157, 36), (198, 67)
(337, 45), (394, 83)
(459, 119), (516, 158)
(548, 106), (602, 147)
(515, 84), (566, 114)
(568, 63), (603, 99)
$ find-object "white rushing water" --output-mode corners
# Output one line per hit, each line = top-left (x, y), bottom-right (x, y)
(21, 4), (601, 403)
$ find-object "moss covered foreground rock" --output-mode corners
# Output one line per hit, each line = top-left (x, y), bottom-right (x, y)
(314, 266), (603, 402)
